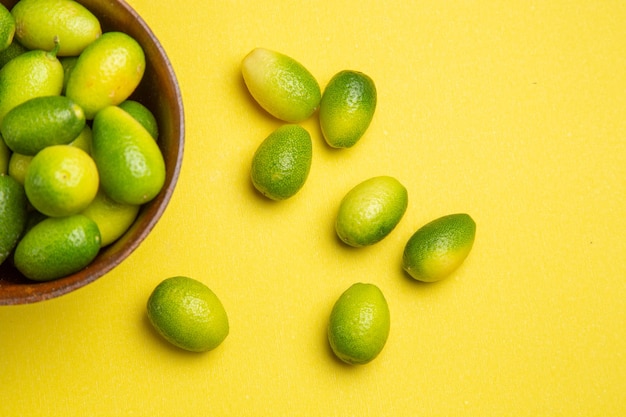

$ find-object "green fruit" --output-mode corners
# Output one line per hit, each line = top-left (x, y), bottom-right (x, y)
(92, 106), (165, 205)
(319, 70), (377, 148)
(0, 40), (28, 69)
(11, 0), (101, 56)
(119, 100), (159, 140)
(81, 188), (139, 247)
(147, 276), (229, 353)
(68, 125), (93, 154)
(1, 95), (86, 155)
(66, 32), (145, 119)
(250, 124), (312, 200)
(7, 152), (32, 184)
(0, 174), (27, 266)
(0, 46), (64, 124)
(13, 214), (101, 281)
(328, 283), (390, 365)
(0, 3), (15, 51)
(335, 176), (408, 247)
(242, 47), (321, 123)
(402, 213), (476, 282)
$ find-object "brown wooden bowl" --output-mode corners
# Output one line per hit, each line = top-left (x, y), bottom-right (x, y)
(0, 0), (184, 304)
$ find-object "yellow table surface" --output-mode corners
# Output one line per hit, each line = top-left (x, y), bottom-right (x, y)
(2, 0), (625, 415)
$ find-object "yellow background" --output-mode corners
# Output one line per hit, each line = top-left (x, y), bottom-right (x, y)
(2, 0), (625, 415)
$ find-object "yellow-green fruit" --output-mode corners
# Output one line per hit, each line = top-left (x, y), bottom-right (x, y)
(13, 214), (101, 281)
(0, 47), (64, 124)
(319, 70), (377, 148)
(328, 282), (390, 365)
(402, 213), (476, 282)
(0, 137), (9, 174)
(335, 176), (408, 247)
(119, 100), (158, 140)
(0, 174), (27, 266)
(25, 145), (99, 217)
(66, 32), (145, 119)
(147, 276), (229, 353)
(7, 152), (32, 184)
(11, 0), (101, 56)
(92, 106), (165, 205)
(250, 124), (312, 200)
(1, 95), (86, 155)
(242, 47), (321, 123)
(0, 40), (28, 68)
(81, 188), (139, 247)
(0, 3), (15, 51)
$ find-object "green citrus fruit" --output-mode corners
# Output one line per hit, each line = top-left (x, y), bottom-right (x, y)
(0, 173), (27, 266)
(7, 152), (32, 185)
(147, 276), (230, 353)
(91, 106), (165, 205)
(119, 100), (158, 140)
(24, 145), (99, 217)
(11, 0), (101, 56)
(68, 125), (93, 154)
(0, 3), (15, 52)
(0, 46), (64, 124)
(250, 124), (312, 201)
(335, 176), (408, 247)
(66, 32), (145, 119)
(1, 95), (86, 155)
(319, 70), (377, 148)
(0, 40), (27, 69)
(328, 282), (390, 365)
(242, 47), (321, 123)
(81, 188), (139, 247)
(13, 214), (101, 281)
(402, 213), (476, 282)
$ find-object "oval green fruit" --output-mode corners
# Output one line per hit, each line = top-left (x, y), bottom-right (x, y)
(13, 214), (101, 281)
(119, 100), (159, 140)
(81, 188), (139, 247)
(336, 176), (408, 247)
(250, 124), (312, 200)
(0, 3), (15, 51)
(402, 213), (476, 282)
(0, 47), (64, 124)
(1, 95), (86, 155)
(242, 47), (321, 123)
(11, 0), (101, 56)
(328, 282), (390, 365)
(66, 32), (145, 119)
(0, 174), (27, 266)
(319, 70), (377, 148)
(92, 106), (165, 205)
(7, 152), (33, 185)
(0, 40), (27, 69)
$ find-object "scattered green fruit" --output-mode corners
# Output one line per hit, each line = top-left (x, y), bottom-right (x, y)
(0, 174), (27, 266)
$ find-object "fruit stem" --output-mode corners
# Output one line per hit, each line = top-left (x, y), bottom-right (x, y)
(47, 36), (61, 59)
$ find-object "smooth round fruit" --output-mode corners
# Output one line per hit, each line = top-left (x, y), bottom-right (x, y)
(250, 124), (312, 200)
(81, 188), (139, 247)
(12, 0), (101, 56)
(66, 32), (145, 119)
(13, 214), (101, 281)
(1, 95), (86, 155)
(320, 70), (377, 148)
(147, 276), (230, 353)
(92, 106), (165, 205)
(328, 282), (390, 365)
(119, 100), (159, 140)
(0, 3), (15, 51)
(0, 47), (64, 124)
(402, 213), (476, 282)
(25, 145), (99, 217)
(242, 47), (321, 123)
(335, 176), (408, 247)
(0, 174), (27, 266)
(7, 152), (32, 185)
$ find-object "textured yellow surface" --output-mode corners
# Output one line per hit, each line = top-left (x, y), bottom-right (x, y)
(1, 0), (625, 415)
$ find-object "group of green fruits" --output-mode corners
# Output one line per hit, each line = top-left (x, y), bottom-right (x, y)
(0, 0), (165, 281)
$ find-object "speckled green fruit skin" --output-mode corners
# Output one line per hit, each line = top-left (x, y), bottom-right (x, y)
(13, 214), (101, 281)
(0, 174), (27, 266)
(242, 48), (321, 123)
(251, 124), (312, 200)
(0, 3), (15, 51)
(11, 0), (101, 56)
(0, 48), (64, 124)
(336, 176), (408, 247)
(319, 70), (377, 148)
(328, 282), (390, 365)
(0, 40), (27, 69)
(1, 95), (86, 155)
(92, 106), (165, 205)
(402, 213), (476, 282)
(147, 276), (230, 353)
